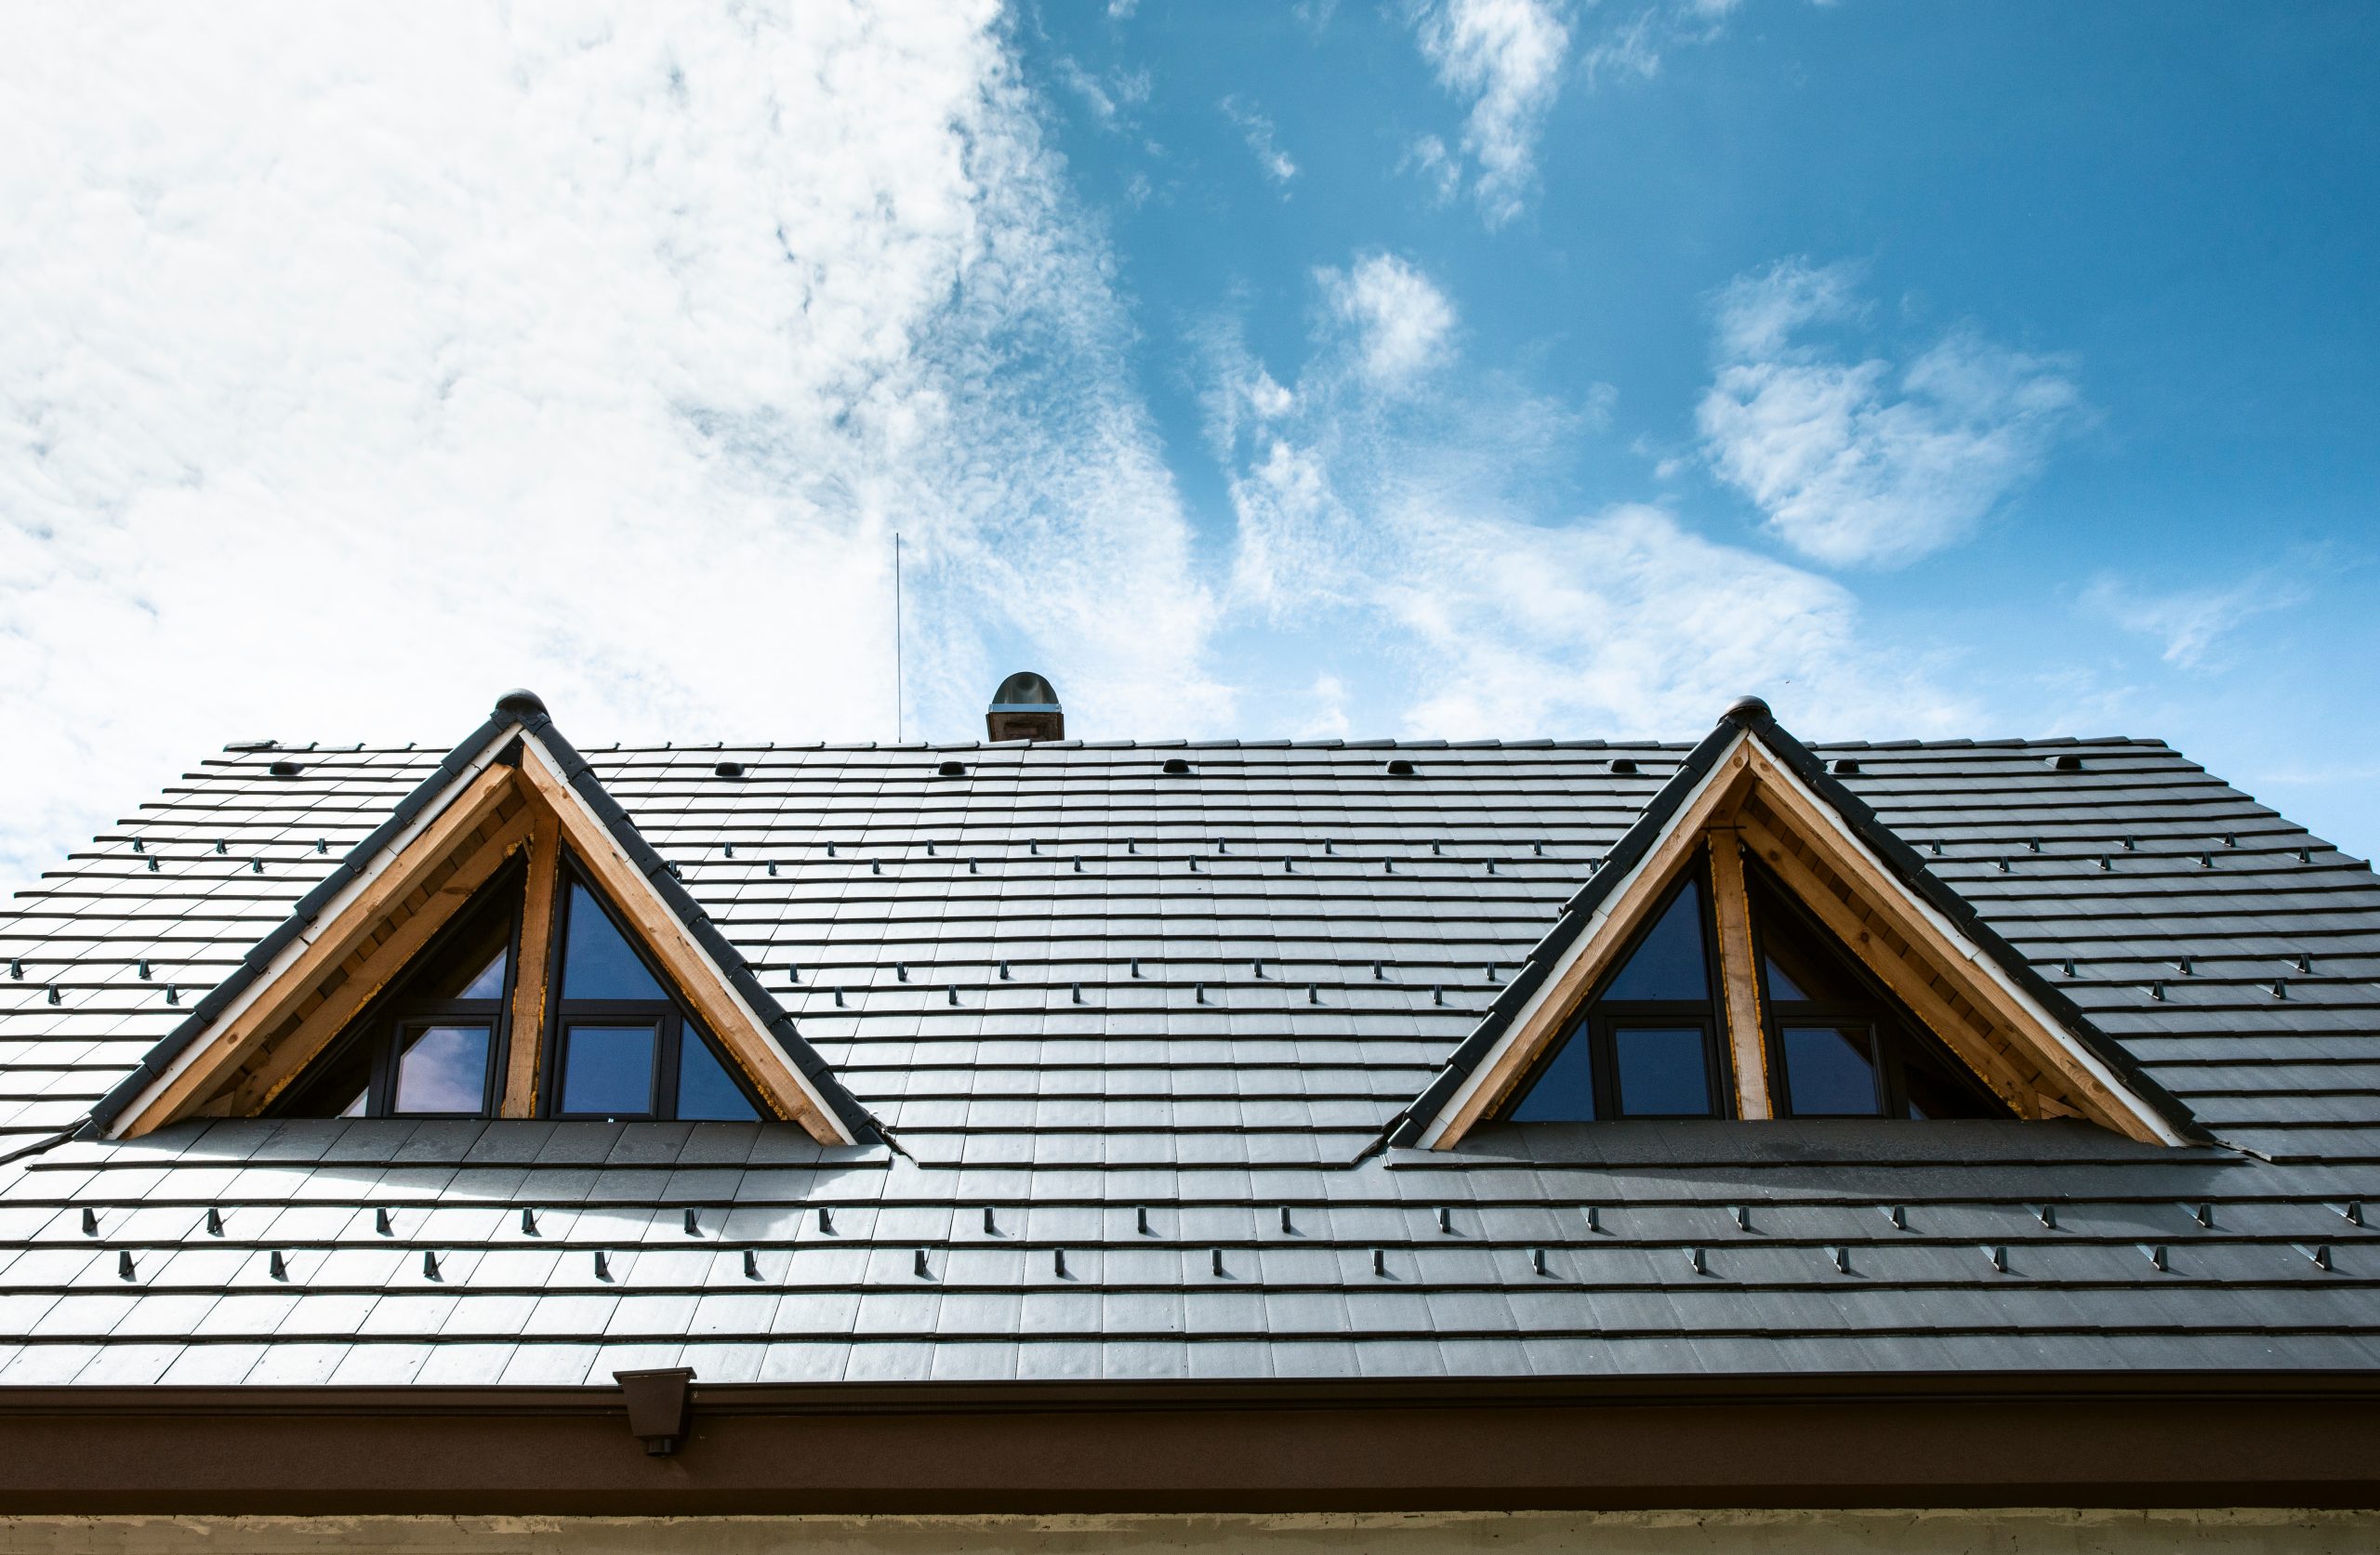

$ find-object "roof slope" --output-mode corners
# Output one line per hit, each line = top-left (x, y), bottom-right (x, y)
(0, 725), (2374, 1387)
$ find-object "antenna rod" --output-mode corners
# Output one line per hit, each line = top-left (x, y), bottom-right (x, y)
(893, 532), (904, 743)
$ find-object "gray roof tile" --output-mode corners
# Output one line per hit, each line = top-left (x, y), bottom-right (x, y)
(0, 732), (2376, 1383)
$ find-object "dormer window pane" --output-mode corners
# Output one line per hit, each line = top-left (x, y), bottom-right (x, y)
(1612, 1026), (1715, 1116)
(1779, 1024), (1883, 1116)
(559, 1023), (658, 1116)
(677, 1024), (760, 1122)
(1601, 878), (1712, 1001)
(391, 1023), (493, 1114)
(1509, 1031), (1598, 1121)
(560, 884), (668, 1001)
(411, 905), (515, 1001)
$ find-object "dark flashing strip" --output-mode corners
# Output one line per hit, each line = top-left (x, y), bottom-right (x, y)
(85, 700), (879, 1146)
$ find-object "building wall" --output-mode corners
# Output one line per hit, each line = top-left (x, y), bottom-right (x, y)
(0, 1510), (2375, 1555)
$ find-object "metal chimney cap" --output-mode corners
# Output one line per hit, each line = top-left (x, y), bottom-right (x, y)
(989, 671), (1061, 712)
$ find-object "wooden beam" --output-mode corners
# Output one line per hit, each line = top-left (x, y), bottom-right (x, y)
(1705, 829), (1772, 1121)
(498, 807), (562, 1119)
(117, 765), (528, 1136)
(510, 747), (848, 1144)
(1431, 751), (1755, 1146)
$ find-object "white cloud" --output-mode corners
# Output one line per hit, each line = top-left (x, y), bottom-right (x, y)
(1403, 134), (1463, 204)
(2082, 572), (2308, 669)
(1410, 0), (1570, 227)
(1219, 95), (1298, 185)
(1698, 259), (2082, 568)
(0, 2), (1222, 886)
(1317, 254), (1458, 389)
(1204, 256), (1967, 738)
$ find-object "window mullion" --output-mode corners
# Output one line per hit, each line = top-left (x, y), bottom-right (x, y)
(1705, 831), (1775, 1120)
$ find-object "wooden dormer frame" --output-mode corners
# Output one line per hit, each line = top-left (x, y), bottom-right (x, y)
(1411, 727), (2191, 1149)
(105, 727), (860, 1144)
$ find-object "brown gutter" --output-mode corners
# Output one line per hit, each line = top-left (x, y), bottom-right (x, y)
(0, 1372), (2373, 1514)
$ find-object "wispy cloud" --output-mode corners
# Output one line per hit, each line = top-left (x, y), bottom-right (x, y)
(1058, 56), (1150, 130)
(1581, 0), (1744, 85)
(1409, 0), (1570, 227)
(2082, 571), (2309, 669)
(1205, 253), (1968, 737)
(1697, 258), (2084, 568)
(0, 3), (1222, 885)
(1219, 95), (1297, 185)
(1317, 253), (1457, 389)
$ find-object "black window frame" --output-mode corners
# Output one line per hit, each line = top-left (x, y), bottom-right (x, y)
(536, 857), (762, 1123)
(273, 863), (526, 1120)
(1748, 861), (2007, 1120)
(1502, 863), (1738, 1122)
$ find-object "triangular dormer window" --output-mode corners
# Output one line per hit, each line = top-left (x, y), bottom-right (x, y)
(1413, 705), (2193, 1148)
(105, 701), (868, 1144)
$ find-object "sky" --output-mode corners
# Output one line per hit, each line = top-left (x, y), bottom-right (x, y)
(1, 1), (2375, 888)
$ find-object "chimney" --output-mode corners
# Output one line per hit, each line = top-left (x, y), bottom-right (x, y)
(986, 672), (1064, 743)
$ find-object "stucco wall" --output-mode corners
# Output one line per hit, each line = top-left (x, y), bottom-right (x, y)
(0, 1510), (2375, 1555)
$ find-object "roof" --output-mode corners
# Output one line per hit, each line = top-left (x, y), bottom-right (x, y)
(0, 712), (2375, 1390)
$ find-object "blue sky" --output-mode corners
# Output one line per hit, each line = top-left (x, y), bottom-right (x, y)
(1008, 0), (2379, 846)
(0, 1), (2374, 884)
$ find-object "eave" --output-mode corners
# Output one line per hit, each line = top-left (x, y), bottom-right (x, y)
(0, 1372), (2374, 1513)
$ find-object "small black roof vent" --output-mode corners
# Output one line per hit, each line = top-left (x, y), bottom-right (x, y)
(268, 758), (303, 778)
(1161, 758), (1192, 775)
(1831, 758), (1860, 775)
(1608, 758), (1637, 775)
(937, 760), (968, 777)
(1385, 759), (1416, 776)
(2045, 753), (2084, 772)
(712, 760), (747, 780)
